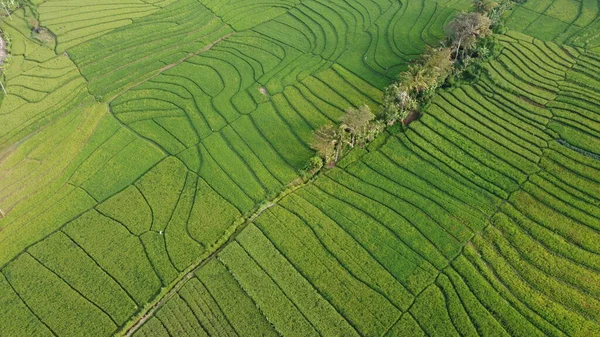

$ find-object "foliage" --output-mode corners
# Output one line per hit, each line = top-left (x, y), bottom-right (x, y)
(311, 105), (383, 167)
(381, 46), (453, 126)
(143, 7), (600, 337)
(311, 0), (507, 165)
(2, 1), (600, 336)
(405, 47), (454, 97)
(301, 156), (324, 178)
(445, 12), (492, 61)
(472, 0), (500, 14)
(381, 82), (418, 124)
(311, 123), (341, 166)
(340, 105), (376, 148)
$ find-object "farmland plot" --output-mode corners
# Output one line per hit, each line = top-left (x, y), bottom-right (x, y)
(505, 0), (600, 50)
(139, 26), (600, 337)
(0, 0), (598, 336)
(1, 0), (469, 335)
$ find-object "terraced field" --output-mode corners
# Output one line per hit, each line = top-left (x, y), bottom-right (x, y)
(0, 0), (599, 336)
(505, 0), (600, 50)
(133, 32), (600, 336)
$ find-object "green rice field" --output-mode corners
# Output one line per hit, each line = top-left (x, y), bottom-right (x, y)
(0, 0), (598, 336)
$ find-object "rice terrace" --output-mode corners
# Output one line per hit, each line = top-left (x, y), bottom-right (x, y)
(0, 0), (599, 336)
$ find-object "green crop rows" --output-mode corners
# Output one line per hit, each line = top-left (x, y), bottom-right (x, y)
(505, 0), (600, 51)
(0, 0), (599, 336)
(134, 13), (600, 337)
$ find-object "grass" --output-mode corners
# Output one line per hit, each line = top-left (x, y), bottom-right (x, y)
(0, 0), (598, 336)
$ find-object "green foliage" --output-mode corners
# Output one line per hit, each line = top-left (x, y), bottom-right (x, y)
(156, 294), (209, 337)
(138, 12), (599, 337)
(311, 123), (342, 166)
(163, 173), (204, 271)
(300, 155), (324, 178)
(381, 82), (418, 124)
(0, 273), (54, 337)
(28, 232), (137, 325)
(176, 278), (238, 337)
(445, 12), (492, 60)
(237, 224), (360, 336)
(341, 105), (375, 147)
(254, 206), (401, 336)
(2, 1), (600, 337)
(311, 105), (382, 166)
(381, 46), (454, 126)
(404, 47), (454, 97)
(132, 317), (170, 337)
(410, 286), (461, 336)
(96, 186), (152, 236)
(187, 178), (242, 248)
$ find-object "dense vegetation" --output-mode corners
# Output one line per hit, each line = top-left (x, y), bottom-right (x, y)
(0, 0), (598, 336)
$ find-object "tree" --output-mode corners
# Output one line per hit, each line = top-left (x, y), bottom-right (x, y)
(365, 120), (385, 142)
(420, 47), (453, 86)
(381, 46), (453, 126)
(400, 65), (430, 96)
(312, 105), (383, 167)
(445, 12), (492, 61)
(472, 0), (498, 14)
(381, 82), (418, 125)
(340, 105), (375, 148)
(403, 47), (453, 97)
(311, 123), (342, 166)
(487, 0), (512, 26)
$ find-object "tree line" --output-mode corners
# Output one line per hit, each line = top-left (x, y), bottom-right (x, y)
(308, 0), (517, 171)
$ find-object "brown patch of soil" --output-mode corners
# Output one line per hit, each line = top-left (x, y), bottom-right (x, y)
(403, 110), (421, 126)
(32, 27), (55, 45)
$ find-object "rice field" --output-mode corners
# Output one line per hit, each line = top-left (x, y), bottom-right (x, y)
(133, 16), (600, 337)
(505, 0), (600, 51)
(0, 0), (598, 336)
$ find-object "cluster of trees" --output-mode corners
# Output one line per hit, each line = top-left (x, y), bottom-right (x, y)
(310, 105), (383, 168)
(381, 0), (513, 126)
(381, 47), (453, 125)
(445, 11), (492, 62)
(309, 0), (513, 169)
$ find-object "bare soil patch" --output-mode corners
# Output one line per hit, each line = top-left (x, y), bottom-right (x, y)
(403, 110), (421, 126)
